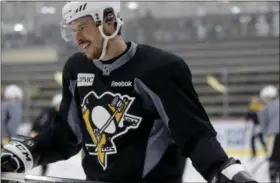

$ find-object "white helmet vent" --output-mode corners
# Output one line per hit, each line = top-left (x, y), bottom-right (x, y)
(75, 3), (87, 13)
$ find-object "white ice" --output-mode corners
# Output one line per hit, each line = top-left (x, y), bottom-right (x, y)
(27, 154), (269, 182)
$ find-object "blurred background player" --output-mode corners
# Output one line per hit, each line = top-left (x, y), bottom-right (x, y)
(1, 87), (5, 100)
(30, 93), (62, 176)
(258, 85), (279, 183)
(1, 85), (23, 145)
(245, 95), (267, 160)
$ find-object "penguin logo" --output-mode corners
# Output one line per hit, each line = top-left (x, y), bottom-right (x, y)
(81, 91), (142, 170)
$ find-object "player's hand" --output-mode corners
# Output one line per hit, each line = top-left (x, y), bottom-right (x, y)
(2, 137), (10, 145)
(209, 157), (258, 183)
(31, 131), (39, 137)
(1, 136), (35, 173)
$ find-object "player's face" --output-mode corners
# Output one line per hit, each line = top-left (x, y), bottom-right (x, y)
(71, 17), (103, 59)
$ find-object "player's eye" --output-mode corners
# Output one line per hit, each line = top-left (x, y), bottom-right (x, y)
(78, 22), (89, 31)
(71, 20), (91, 34)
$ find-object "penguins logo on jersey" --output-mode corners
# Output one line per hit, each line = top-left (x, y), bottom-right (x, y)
(81, 91), (142, 170)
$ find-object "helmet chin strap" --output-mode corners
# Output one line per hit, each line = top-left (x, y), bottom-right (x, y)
(98, 19), (123, 60)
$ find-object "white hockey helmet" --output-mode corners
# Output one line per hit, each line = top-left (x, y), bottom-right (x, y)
(4, 85), (23, 101)
(52, 93), (62, 107)
(260, 85), (278, 101)
(61, 1), (123, 60)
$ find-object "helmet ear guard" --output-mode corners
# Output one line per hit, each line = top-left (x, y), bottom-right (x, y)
(98, 11), (123, 60)
(103, 7), (116, 24)
(103, 7), (123, 36)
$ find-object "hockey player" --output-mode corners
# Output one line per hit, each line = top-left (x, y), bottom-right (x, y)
(1, 87), (5, 100)
(30, 93), (62, 176)
(1, 2), (257, 183)
(1, 85), (23, 145)
(245, 96), (267, 160)
(258, 85), (279, 183)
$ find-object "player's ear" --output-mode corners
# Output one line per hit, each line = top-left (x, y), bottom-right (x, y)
(102, 22), (117, 36)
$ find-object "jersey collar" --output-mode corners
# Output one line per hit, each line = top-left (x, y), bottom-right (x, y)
(92, 42), (137, 76)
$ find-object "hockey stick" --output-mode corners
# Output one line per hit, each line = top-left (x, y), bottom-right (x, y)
(99, 110), (120, 135)
(1, 172), (94, 183)
(1, 172), (25, 182)
(251, 158), (268, 175)
(98, 98), (127, 136)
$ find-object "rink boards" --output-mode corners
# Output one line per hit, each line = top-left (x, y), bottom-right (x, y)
(212, 119), (268, 156)
(17, 120), (269, 182)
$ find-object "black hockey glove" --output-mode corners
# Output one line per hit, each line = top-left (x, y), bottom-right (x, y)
(209, 157), (258, 183)
(1, 135), (37, 173)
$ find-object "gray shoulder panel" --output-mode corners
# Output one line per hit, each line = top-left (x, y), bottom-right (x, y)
(134, 78), (169, 126)
(134, 78), (174, 177)
(142, 119), (173, 178)
(68, 80), (82, 144)
(69, 80), (77, 96)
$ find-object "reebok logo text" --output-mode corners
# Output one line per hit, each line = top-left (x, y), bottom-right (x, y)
(111, 81), (132, 87)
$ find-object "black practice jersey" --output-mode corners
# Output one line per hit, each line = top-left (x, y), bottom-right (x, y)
(32, 107), (57, 133)
(33, 42), (228, 182)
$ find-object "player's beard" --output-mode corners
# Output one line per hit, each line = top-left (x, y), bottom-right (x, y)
(78, 33), (103, 60)
(84, 43), (102, 60)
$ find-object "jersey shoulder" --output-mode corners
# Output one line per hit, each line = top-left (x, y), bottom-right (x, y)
(63, 52), (89, 73)
(135, 44), (190, 79)
(136, 44), (185, 67)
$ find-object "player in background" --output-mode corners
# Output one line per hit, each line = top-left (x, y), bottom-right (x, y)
(245, 96), (267, 160)
(30, 93), (62, 176)
(1, 87), (5, 100)
(1, 2), (257, 183)
(258, 85), (279, 183)
(1, 85), (23, 145)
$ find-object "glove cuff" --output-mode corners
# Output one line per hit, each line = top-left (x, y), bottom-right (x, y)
(4, 141), (34, 171)
(221, 163), (245, 180)
(210, 158), (256, 183)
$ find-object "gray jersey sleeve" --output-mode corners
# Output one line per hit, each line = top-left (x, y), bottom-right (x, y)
(1, 103), (22, 137)
(258, 99), (279, 136)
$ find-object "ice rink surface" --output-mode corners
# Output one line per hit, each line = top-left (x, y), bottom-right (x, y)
(15, 123), (270, 182)
(27, 154), (269, 182)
